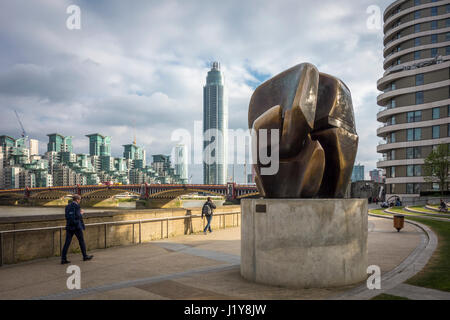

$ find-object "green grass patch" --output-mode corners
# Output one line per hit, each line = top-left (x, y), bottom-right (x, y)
(404, 217), (450, 292)
(409, 206), (437, 214)
(371, 294), (410, 300)
(369, 209), (390, 216)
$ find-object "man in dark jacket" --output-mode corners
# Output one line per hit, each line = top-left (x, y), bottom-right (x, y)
(61, 195), (93, 264)
(201, 197), (216, 235)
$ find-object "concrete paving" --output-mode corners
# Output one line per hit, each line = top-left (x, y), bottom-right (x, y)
(0, 216), (430, 300)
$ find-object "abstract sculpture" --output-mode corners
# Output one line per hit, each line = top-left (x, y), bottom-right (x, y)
(249, 63), (358, 198)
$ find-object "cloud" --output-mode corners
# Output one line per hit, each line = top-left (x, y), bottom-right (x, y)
(0, 0), (393, 183)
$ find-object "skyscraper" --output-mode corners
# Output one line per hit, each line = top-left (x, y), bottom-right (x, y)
(377, 1), (450, 199)
(203, 61), (228, 185)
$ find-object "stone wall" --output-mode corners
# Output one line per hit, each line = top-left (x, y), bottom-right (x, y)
(0, 206), (241, 265)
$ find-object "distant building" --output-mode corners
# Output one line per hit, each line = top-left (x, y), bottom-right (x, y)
(29, 139), (39, 156)
(369, 169), (384, 183)
(203, 61), (228, 185)
(351, 164), (365, 182)
(174, 144), (188, 184)
(47, 133), (72, 153)
(86, 133), (111, 157)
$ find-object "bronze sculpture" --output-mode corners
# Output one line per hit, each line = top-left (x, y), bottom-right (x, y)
(249, 63), (358, 198)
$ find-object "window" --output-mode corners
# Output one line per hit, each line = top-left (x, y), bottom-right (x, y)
(391, 166), (396, 178)
(390, 132), (396, 143)
(415, 51), (421, 60)
(407, 183), (414, 194)
(416, 91), (424, 104)
(407, 147), (422, 159)
(415, 11), (421, 19)
(433, 183), (440, 191)
(407, 184), (421, 194)
(415, 165), (422, 177)
(415, 24), (421, 33)
(431, 21), (438, 30)
(447, 33), (450, 41)
(431, 48), (438, 57)
(407, 165), (414, 177)
(391, 99), (396, 108)
(407, 110), (422, 122)
(431, 7), (437, 16)
(447, 4), (450, 13)
(407, 165), (421, 177)
(391, 116), (396, 125)
(433, 125), (440, 139)
(391, 82), (396, 90)
(416, 74), (424, 85)
(447, 46), (450, 56)
(415, 0), (420, 5)
(408, 128), (422, 141)
(433, 107), (440, 120)
(431, 34), (438, 43)
(448, 124), (450, 137)
(415, 184), (421, 194)
(415, 38), (421, 46)
(448, 105), (450, 117)
(447, 19), (450, 27)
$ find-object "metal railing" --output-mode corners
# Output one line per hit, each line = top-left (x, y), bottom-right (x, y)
(0, 210), (241, 266)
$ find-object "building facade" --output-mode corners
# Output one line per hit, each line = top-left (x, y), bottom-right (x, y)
(351, 164), (365, 182)
(203, 61), (228, 185)
(377, 0), (450, 200)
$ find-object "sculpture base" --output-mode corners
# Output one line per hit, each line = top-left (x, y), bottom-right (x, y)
(240, 199), (368, 289)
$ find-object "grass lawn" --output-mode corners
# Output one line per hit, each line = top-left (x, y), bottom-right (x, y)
(408, 206), (437, 214)
(403, 217), (450, 292)
(371, 293), (410, 300)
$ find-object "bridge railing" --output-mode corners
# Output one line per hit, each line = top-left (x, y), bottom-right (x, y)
(0, 210), (241, 266)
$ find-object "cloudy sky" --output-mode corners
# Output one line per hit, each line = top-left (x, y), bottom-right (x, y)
(0, 0), (393, 183)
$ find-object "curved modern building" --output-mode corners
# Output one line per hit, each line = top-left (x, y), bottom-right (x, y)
(377, 0), (450, 199)
(203, 62), (228, 185)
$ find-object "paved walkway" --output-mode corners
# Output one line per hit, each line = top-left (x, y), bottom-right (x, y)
(386, 284), (450, 300)
(0, 215), (441, 300)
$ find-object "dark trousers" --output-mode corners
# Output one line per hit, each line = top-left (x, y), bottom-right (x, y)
(61, 228), (87, 260)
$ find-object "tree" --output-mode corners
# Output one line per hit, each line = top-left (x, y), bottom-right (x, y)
(423, 144), (450, 196)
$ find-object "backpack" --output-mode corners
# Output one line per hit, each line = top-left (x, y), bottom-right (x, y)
(66, 204), (78, 228)
(202, 203), (212, 217)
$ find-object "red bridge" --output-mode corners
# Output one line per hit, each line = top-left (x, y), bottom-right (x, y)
(0, 183), (259, 203)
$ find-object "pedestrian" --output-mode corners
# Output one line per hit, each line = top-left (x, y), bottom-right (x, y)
(201, 197), (216, 235)
(61, 195), (93, 264)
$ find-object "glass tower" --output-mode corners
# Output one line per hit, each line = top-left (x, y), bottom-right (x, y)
(203, 61), (228, 185)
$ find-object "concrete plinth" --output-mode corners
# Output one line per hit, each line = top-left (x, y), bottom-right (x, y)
(240, 199), (368, 289)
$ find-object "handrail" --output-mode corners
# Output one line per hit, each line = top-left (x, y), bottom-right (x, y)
(0, 210), (241, 266)
(0, 211), (240, 235)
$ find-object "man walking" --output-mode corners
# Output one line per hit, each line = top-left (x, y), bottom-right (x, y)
(201, 197), (216, 235)
(61, 195), (93, 264)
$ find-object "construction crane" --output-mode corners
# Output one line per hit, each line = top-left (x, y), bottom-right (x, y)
(14, 110), (27, 138)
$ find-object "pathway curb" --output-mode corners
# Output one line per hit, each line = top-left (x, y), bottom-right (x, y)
(330, 213), (438, 300)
